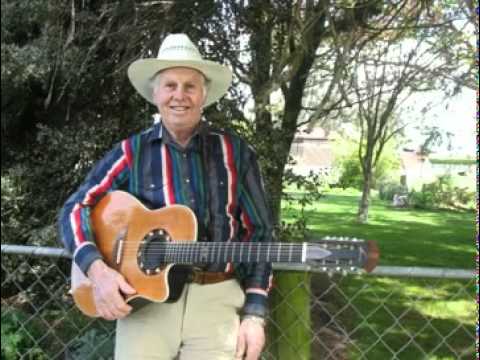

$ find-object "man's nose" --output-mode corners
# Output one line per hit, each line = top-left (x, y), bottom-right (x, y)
(173, 87), (186, 99)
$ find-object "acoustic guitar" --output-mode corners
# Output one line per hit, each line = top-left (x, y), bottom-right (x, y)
(71, 191), (379, 317)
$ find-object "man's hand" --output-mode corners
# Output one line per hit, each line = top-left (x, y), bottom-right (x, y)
(235, 317), (265, 360)
(87, 259), (136, 320)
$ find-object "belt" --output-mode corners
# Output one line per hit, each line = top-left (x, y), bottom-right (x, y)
(188, 270), (235, 285)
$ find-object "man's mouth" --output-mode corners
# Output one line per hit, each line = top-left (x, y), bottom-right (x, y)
(170, 106), (189, 112)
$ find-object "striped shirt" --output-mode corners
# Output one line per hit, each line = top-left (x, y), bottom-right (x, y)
(58, 121), (273, 317)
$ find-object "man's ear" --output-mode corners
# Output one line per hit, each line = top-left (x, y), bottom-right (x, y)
(202, 76), (210, 105)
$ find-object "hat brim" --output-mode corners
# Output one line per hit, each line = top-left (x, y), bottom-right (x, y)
(128, 59), (232, 107)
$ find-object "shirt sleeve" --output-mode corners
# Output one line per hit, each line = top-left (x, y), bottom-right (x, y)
(57, 140), (133, 274)
(237, 145), (274, 318)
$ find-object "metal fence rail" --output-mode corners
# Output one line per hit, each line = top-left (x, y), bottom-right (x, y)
(1, 245), (476, 359)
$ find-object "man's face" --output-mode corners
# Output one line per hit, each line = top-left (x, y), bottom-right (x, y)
(152, 67), (207, 133)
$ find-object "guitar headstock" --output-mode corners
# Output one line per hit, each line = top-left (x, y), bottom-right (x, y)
(305, 236), (379, 273)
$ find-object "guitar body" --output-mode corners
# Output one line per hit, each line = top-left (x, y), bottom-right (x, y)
(71, 191), (197, 317)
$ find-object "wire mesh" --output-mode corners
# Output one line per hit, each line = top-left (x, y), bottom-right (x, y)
(1, 248), (475, 359)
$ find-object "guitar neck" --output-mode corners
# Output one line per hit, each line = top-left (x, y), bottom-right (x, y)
(139, 238), (375, 270)
(165, 242), (306, 264)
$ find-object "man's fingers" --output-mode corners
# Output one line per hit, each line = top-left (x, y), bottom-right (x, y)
(235, 332), (246, 359)
(245, 343), (262, 360)
(97, 303), (116, 321)
(111, 292), (132, 315)
(92, 272), (133, 320)
(118, 275), (136, 295)
(238, 319), (265, 360)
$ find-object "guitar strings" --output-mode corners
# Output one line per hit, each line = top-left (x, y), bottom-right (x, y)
(108, 243), (357, 264)
(117, 243), (356, 255)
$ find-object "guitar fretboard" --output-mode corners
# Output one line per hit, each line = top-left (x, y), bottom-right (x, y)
(162, 242), (306, 264)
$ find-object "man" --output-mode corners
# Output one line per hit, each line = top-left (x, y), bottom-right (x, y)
(58, 33), (274, 360)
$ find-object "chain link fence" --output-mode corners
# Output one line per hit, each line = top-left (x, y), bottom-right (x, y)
(1, 245), (476, 360)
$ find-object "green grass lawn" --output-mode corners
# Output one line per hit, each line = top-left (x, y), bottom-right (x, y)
(282, 190), (476, 269)
(280, 189), (476, 359)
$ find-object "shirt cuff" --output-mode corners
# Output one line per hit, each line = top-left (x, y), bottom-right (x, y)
(242, 291), (269, 318)
(73, 242), (103, 275)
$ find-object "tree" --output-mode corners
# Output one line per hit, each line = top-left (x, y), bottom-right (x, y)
(326, 1), (475, 223)
(3, 0), (472, 357)
(202, 2), (391, 358)
(2, 1), (383, 358)
(408, 0), (478, 93)
(419, 125), (454, 155)
(1, 1), (221, 244)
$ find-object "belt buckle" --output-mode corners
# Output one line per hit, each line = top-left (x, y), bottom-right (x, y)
(189, 267), (205, 284)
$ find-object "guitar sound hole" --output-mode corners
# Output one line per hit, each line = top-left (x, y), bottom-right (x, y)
(138, 229), (170, 274)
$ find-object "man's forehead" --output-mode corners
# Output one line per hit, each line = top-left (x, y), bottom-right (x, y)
(158, 67), (207, 81)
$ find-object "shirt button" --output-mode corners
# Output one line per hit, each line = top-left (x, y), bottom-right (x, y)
(150, 184), (155, 188)
(183, 154), (187, 158)
(185, 178), (190, 183)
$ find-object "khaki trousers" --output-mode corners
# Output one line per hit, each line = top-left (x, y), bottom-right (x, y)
(115, 279), (245, 360)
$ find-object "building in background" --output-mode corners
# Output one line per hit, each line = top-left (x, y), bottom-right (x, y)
(288, 127), (338, 182)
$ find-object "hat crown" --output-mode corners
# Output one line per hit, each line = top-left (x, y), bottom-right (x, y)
(157, 34), (203, 61)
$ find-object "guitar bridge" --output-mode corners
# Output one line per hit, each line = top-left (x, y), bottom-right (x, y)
(112, 228), (128, 266)
(115, 240), (124, 265)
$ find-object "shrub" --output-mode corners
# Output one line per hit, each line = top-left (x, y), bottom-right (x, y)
(378, 181), (408, 201)
(69, 328), (115, 360)
(408, 175), (475, 210)
(337, 158), (363, 190)
(1, 309), (46, 360)
(333, 137), (400, 191)
(408, 189), (435, 209)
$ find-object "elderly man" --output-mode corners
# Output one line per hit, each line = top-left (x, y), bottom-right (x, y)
(58, 34), (273, 360)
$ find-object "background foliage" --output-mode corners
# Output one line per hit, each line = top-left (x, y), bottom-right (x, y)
(2, 0), (475, 243)
(1, 1), (476, 359)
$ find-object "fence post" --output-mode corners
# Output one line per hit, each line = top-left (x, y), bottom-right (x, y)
(270, 271), (312, 360)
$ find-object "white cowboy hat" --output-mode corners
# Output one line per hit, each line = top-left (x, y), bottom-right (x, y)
(128, 33), (232, 107)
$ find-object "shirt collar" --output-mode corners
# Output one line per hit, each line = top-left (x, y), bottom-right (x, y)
(147, 121), (206, 152)
(145, 122), (164, 143)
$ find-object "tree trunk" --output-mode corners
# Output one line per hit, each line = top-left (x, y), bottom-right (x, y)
(357, 168), (373, 223)
(266, 89), (313, 360)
